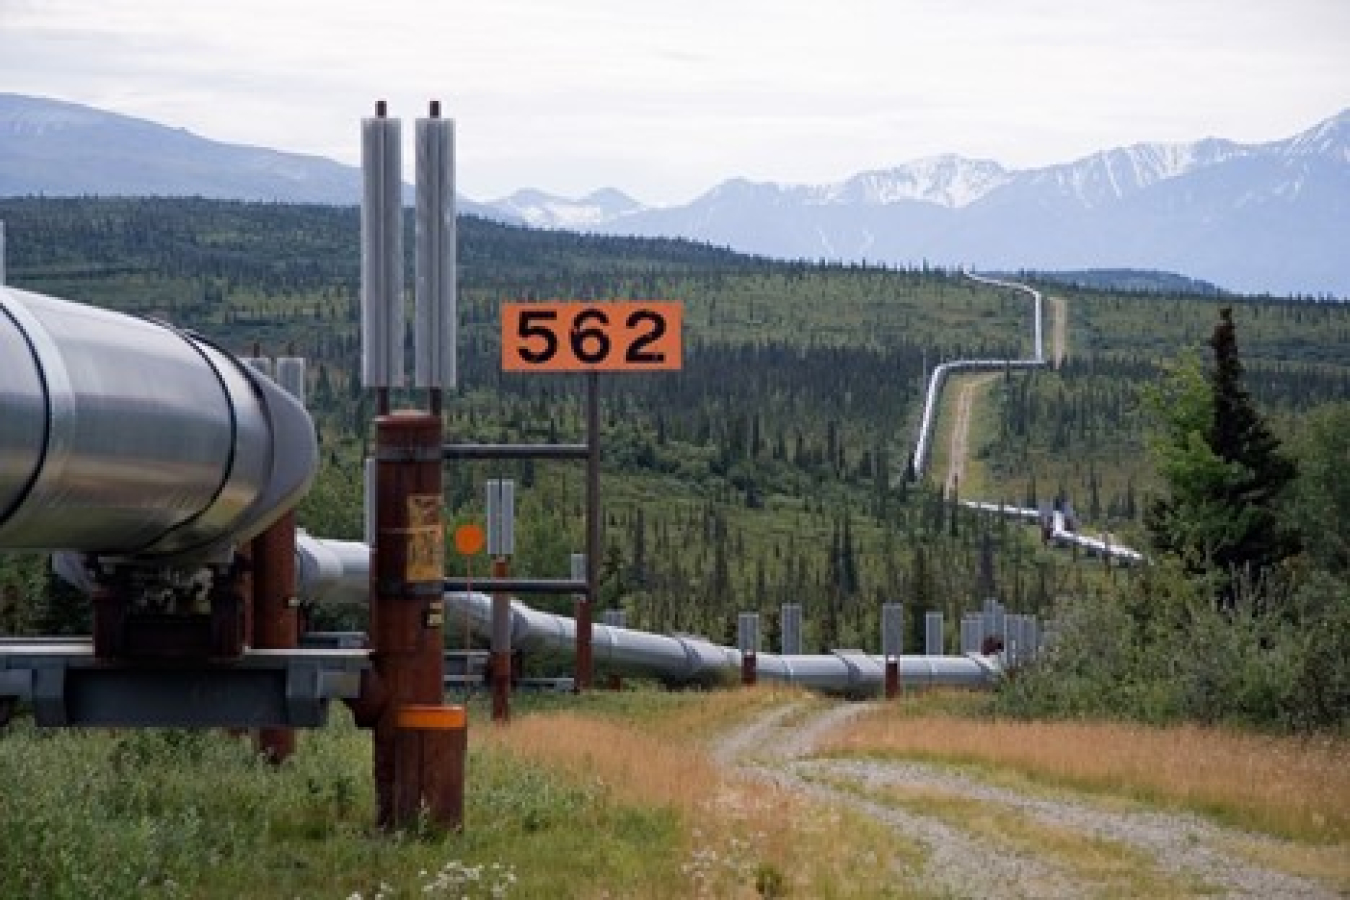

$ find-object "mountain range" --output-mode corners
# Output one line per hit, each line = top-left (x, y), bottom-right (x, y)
(0, 93), (500, 218)
(498, 111), (1349, 297)
(2, 93), (1346, 296)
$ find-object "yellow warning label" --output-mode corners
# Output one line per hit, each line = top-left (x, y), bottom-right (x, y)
(405, 495), (444, 581)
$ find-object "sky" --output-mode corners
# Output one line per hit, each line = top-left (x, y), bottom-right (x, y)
(2, 0), (1347, 206)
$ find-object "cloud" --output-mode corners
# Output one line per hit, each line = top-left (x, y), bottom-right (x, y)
(3, 0), (1347, 203)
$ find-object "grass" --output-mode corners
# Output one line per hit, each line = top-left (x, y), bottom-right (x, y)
(816, 697), (1350, 845)
(484, 687), (932, 896)
(0, 690), (922, 899)
(3, 686), (1344, 897)
(926, 371), (1001, 498)
(1218, 835), (1350, 893)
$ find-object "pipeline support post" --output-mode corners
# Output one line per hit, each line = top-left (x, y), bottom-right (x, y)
(881, 602), (902, 700)
(372, 411), (463, 831)
(251, 509), (299, 762)
(578, 371), (600, 691)
(738, 612), (759, 687)
(490, 556), (511, 723)
(394, 704), (466, 829)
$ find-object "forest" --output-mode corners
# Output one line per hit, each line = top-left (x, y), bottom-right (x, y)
(1, 196), (1346, 729)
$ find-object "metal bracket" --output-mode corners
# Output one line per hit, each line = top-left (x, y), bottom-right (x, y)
(0, 639), (367, 728)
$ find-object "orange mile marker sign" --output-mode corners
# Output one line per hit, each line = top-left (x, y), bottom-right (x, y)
(501, 301), (682, 372)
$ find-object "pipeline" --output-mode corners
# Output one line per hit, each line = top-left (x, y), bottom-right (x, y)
(911, 272), (1046, 480)
(445, 589), (999, 694)
(293, 534), (1002, 695)
(0, 286), (317, 565)
(911, 357), (1043, 481)
(2, 282), (1001, 695)
(915, 275), (1145, 564)
(960, 501), (1145, 565)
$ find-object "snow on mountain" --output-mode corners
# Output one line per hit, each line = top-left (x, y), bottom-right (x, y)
(1, 92), (1344, 295)
(493, 187), (647, 228)
(1018, 137), (1251, 208)
(492, 109), (1348, 296)
(1283, 108), (1350, 161)
(825, 156), (1013, 208)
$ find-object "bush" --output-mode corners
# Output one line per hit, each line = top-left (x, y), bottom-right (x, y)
(1286, 574), (1350, 732)
(995, 562), (1350, 732)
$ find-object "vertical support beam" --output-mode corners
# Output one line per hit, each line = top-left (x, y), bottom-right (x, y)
(237, 543), (255, 654)
(373, 411), (460, 830)
(738, 612), (759, 687)
(91, 581), (127, 660)
(394, 705), (466, 829)
(741, 651), (758, 687)
(490, 556), (511, 723)
(207, 564), (247, 659)
(578, 371), (600, 691)
(882, 602), (902, 700)
(884, 658), (899, 699)
(251, 509), (299, 762)
(780, 603), (802, 655)
(924, 611), (944, 656)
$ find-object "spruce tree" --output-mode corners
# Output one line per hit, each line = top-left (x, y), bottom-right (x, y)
(1145, 308), (1300, 611)
(1207, 307), (1300, 603)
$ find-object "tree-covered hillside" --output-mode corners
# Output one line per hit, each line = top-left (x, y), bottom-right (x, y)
(1, 198), (1347, 727)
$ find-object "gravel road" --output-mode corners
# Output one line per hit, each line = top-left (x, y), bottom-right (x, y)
(712, 700), (1341, 899)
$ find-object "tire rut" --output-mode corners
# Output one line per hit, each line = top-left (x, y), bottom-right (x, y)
(712, 700), (1340, 899)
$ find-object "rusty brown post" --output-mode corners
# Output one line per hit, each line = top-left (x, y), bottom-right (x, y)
(394, 705), (466, 827)
(372, 410), (462, 830)
(741, 651), (757, 687)
(490, 555), (511, 723)
(885, 657), (900, 700)
(237, 543), (254, 655)
(251, 509), (299, 762)
(91, 579), (127, 659)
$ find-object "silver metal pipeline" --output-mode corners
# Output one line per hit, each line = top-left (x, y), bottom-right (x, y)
(911, 271), (1047, 480)
(294, 532), (371, 606)
(960, 500), (1145, 565)
(291, 534), (1001, 694)
(0, 286), (317, 564)
(444, 590), (998, 693)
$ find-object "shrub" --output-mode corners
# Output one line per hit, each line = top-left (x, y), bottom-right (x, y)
(995, 561), (1349, 732)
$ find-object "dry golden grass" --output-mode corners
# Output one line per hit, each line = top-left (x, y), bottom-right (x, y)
(819, 706), (1350, 845)
(474, 693), (930, 898)
(641, 684), (825, 741)
(475, 711), (717, 812)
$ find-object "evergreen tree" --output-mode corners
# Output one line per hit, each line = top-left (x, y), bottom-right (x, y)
(1145, 309), (1300, 611)
(1207, 307), (1300, 598)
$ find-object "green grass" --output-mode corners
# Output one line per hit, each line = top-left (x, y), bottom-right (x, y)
(0, 709), (683, 899)
(0, 691), (930, 899)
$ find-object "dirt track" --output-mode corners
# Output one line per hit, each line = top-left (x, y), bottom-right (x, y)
(1050, 294), (1068, 368)
(943, 373), (998, 500)
(712, 700), (1340, 899)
